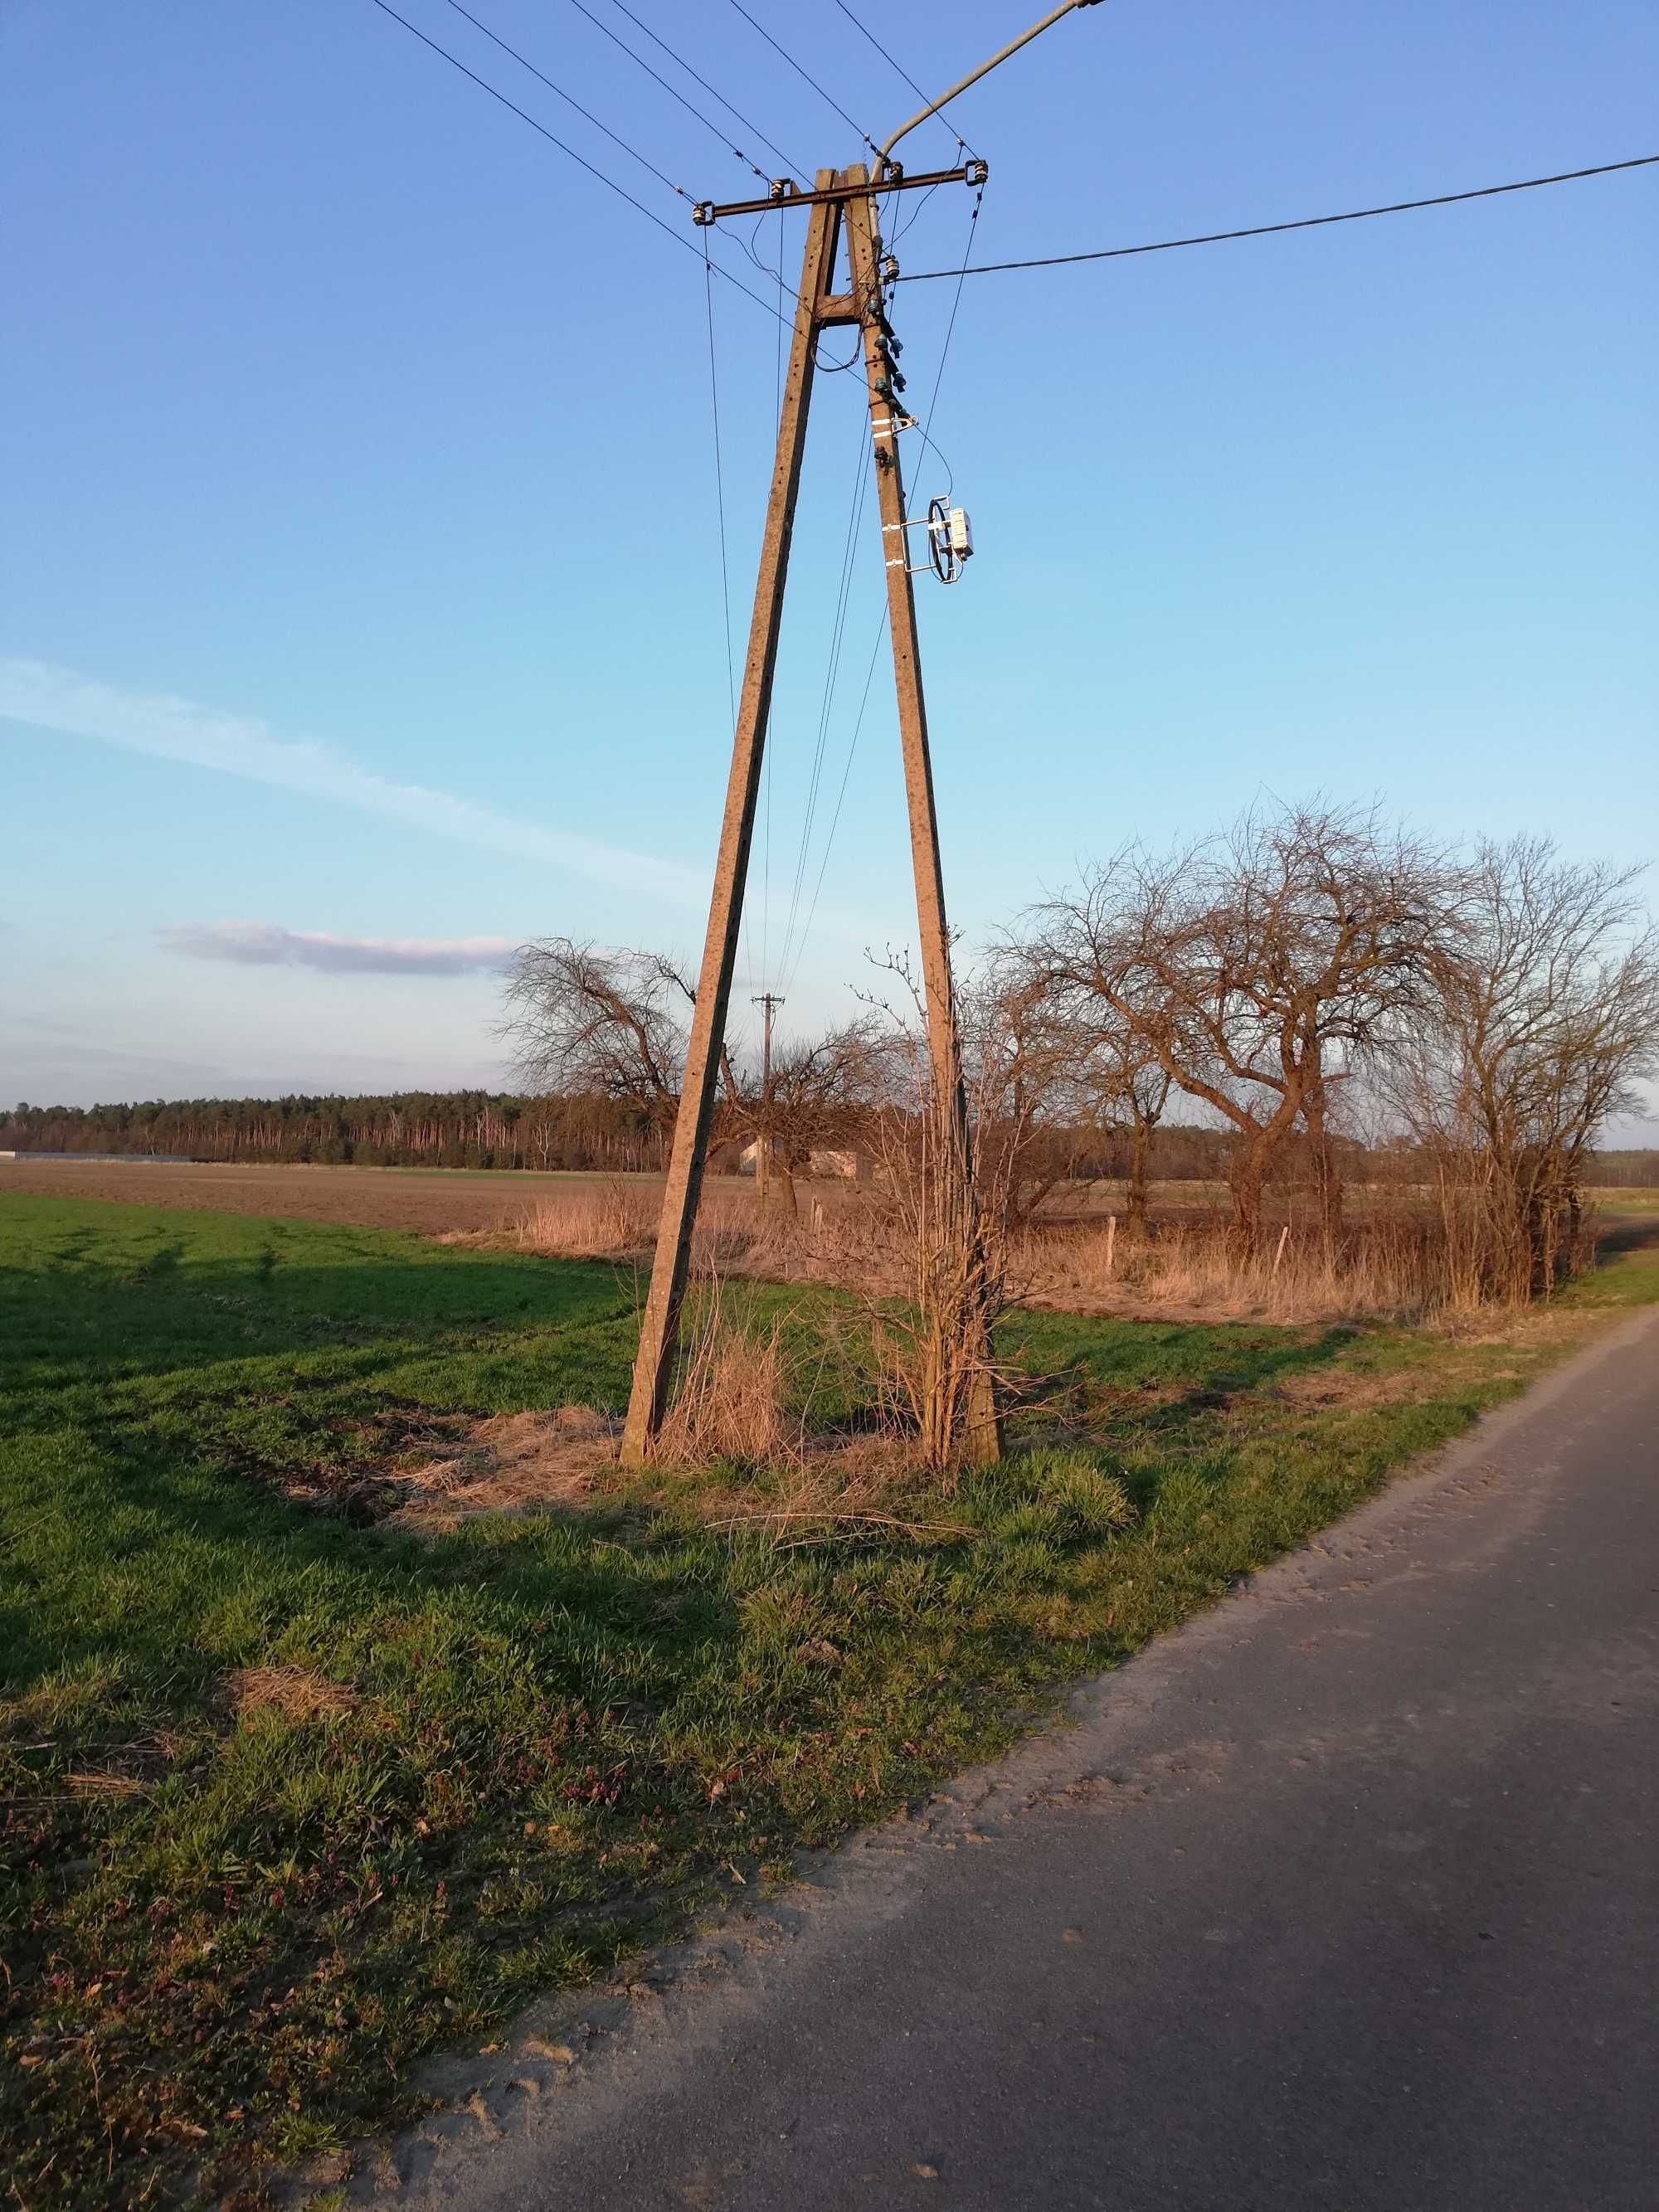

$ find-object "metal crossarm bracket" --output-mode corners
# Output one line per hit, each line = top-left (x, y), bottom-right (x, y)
(692, 161), (987, 226)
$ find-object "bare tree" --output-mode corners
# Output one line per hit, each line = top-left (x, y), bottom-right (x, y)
(499, 940), (888, 1206)
(498, 938), (701, 1130)
(1387, 838), (1659, 1297)
(1028, 802), (1452, 1246)
(956, 960), (1083, 1228)
(727, 1016), (895, 1216)
(1076, 1016), (1172, 1236)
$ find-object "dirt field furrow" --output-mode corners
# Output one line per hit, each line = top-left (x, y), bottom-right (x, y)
(0, 1160), (674, 1236)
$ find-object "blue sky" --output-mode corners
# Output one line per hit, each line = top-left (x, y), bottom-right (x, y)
(3, 0), (1656, 1125)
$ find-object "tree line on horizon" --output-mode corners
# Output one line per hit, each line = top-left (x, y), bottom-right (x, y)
(12, 1091), (1652, 1194)
(0, 1087), (1267, 1184)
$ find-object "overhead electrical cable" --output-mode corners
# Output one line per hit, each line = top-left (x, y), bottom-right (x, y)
(436, 0), (692, 199)
(777, 412), (871, 984)
(890, 179), (942, 247)
(895, 156), (1659, 282)
(724, 0), (878, 155)
(598, 0), (805, 177)
(364, 0), (795, 329)
(560, 0), (773, 182)
(700, 237), (759, 1001)
(701, 246), (738, 733)
(737, 212), (781, 281)
(788, 605), (888, 980)
(829, 0), (975, 157)
(787, 180), (982, 979)
(765, 201), (784, 984)
(914, 185), (983, 468)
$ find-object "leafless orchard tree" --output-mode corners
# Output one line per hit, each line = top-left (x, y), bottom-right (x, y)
(499, 938), (889, 1204)
(1075, 1013), (1173, 1236)
(956, 960), (1087, 1228)
(994, 944), (1175, 1233)
(1384, 838), (1659, 1298)
(498, 939), (702, 1132)
(728, 1015), (896, 1216)
(1025, 802), (1456, 1247)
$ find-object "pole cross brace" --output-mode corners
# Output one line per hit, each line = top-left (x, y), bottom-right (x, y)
(692, 160), (986, 227)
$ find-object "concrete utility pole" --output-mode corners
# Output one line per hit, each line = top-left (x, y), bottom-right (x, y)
(841, 171), (1001, 1458)
(620, 3), (1102, 1469)
(751, 991), (786, 1203)
(619, 174), (842, 1467)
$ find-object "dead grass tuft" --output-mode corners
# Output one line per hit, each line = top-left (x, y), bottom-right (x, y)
(1017, 1215), (1455, 1324)
(221, 1665), (357, 1723)
(66, 1769), (150, 1799)
(654, 1286), (803, 1471)
(391, 1406), (618, 1530)
(508, 1178), (1483, 1330)
(1272, 1367), (1430, 1412)
(512, 1178), (874, 1287)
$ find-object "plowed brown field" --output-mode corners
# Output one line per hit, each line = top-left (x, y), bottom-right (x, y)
(0, 1159), (709, 1235)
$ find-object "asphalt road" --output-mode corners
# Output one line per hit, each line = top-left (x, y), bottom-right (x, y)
(367, 1305), (1659, 2212)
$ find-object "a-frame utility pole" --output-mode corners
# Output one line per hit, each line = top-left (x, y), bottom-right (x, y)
(620, 158), (1000, 1469)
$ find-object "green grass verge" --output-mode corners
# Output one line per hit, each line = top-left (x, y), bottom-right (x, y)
(2, 1196), (1655, 2207)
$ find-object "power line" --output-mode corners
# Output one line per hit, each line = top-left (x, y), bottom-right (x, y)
(778, 411), (870, 984)
(828, 0), (975, 157)
(436, 0), (691, 201)
(787, 184), (982, 982)
(895, 156), (1659, 283)
(364, 0), (795, 329)
(724, 0), (877, 155)
(789, 605), (888, 984)
(917, 187), (981, 455)
(559, 0), (768, 182)
(702, 238), (761, 1003)
(701, 246), (738, 732)
(597, 0), (805, 178)
(889, 179), (942, 248)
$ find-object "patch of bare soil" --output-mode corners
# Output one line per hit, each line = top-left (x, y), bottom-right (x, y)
(0, 1159), (688, 1237)
(387, 1407), (619, 1531)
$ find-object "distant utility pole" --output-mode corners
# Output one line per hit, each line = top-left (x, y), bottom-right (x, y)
(751, 991), (785, 1202)
(619, 3), (1104, 1470)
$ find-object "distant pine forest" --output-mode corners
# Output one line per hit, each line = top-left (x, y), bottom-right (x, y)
(3, 1095), (1655, 1186)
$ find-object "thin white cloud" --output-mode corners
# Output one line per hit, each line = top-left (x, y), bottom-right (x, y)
(0, 659), (703, 906)
(161, 920), (515, 975)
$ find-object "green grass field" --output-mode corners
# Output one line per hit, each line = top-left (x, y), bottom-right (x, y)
(3, 1195), (1655, 2208)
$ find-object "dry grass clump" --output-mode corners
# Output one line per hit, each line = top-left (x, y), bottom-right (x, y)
(653, 1286), (804, 1471)
(513, 1176), (888, 1286)
(516, 1179), (796, 1273)
(507, 1172), (1606, 1333)
(515, 1179), (656, 1257)
(66, 1768), (151, 1800)
(1019, 1213), (1457, 1323)
(392, 1406), (616, 1529)
(220, 1665), (357, 1723)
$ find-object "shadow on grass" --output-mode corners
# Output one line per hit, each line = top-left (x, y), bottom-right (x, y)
(3, 1191), (1603, 2208)
(1589, 1214), (1659, 1260)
